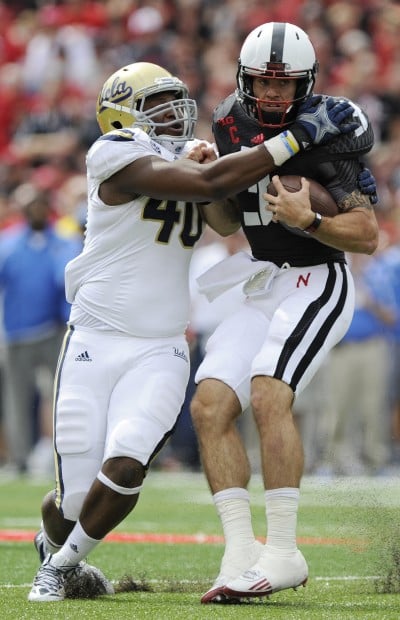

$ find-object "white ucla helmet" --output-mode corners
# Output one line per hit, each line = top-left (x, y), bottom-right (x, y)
(237, 22), (318, 128)
(96, 62), (197, 151)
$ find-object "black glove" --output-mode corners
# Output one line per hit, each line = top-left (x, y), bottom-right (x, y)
(291, 95), (360, 151)
(358, 166), (378, 205)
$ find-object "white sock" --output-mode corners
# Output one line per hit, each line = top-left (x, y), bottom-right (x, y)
(50, 521), (101, 568)
(264, 487), (299, 555)
(213, 487), (256, 552)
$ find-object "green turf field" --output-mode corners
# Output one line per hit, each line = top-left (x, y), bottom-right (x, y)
(0, 471), (399, 619)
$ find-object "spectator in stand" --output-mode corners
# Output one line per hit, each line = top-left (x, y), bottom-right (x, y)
(0, 63), (25, 160)
(10, 77), (80, 166)
(319, 247), (397, 476)
(379, 227), (400, 467)
(0, 183), (81, 475)
(292, 358), (336, 475)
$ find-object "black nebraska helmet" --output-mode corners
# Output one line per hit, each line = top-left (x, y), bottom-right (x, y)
(236, 22), (318, 128)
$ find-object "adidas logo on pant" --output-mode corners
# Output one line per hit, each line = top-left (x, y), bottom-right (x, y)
(75, 350), (93, 362)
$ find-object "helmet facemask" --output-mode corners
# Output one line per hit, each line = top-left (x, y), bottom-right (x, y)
(133, 90), (197, 147)
(237, 63), (317, 128)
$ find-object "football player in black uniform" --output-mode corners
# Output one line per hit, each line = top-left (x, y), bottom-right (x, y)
(190, 22), (379, 603)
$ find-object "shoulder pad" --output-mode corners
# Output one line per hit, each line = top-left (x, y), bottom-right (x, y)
(99, 128), (139, 143)
(87, 128), (154, 181)
(311, 96), (374, 159)
(213, 94), (236, 122)
(326, 123), (374, 159)
(315, 93), (350, 104)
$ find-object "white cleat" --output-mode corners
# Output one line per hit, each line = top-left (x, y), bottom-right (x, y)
(28, 554), (114, 602)
(201, 576), (236, 604)
(28, 555), (80, 602)
(32, 531), (114, 599)
(201, 540), (263, 604)
(222, 549), (308, 600)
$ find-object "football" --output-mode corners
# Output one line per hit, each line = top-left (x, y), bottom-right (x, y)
(266, 175), (338, 237)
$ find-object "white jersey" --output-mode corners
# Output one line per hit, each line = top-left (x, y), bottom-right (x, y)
(66, 128), (205, 337)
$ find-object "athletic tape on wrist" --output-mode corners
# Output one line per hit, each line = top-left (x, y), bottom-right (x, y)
(97, 470), (143, 495)
(264, 130), (300, 166)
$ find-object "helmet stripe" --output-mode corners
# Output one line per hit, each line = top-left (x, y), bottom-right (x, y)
(270, 22), (286, 62)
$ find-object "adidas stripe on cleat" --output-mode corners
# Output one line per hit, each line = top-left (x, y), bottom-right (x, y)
(222, 549), (308, 600)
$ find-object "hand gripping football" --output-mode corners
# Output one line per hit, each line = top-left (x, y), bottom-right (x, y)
(266, 175), (338, 237)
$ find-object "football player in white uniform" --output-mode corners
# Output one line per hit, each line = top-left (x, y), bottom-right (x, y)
(28, 60), (362, 602)
(189, 23), (380, 604)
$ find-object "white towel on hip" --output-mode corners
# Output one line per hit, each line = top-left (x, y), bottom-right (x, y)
(196, 251), (282, 302)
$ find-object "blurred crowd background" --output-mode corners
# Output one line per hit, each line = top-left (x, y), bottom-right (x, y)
(0, 0), (400, 478)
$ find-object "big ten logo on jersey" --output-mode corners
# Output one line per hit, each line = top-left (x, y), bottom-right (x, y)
(142, 198), (203, 248)
(216, 115), (239, 144)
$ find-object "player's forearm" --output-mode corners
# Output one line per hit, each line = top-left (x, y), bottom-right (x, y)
(118, 131), (300, 203)
(199, 198), (241, 236)
(202, 132), (300, 201)
(308, 208), (379, 254)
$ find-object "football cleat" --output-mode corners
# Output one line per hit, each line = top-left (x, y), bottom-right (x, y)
(33, 530), (114, 598)
(28, 555), (83, 602)
(201, 575), (240, 604)
(201, 540), (263, 604)
(222, 549), (308, 600)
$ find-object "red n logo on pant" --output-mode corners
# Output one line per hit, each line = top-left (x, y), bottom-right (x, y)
(297, 272), (311, 288)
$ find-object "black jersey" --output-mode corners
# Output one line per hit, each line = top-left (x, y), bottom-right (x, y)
(212, 94), (374, 267)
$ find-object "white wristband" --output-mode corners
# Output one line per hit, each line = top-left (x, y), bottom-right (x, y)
(264, 130), (300, 166)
